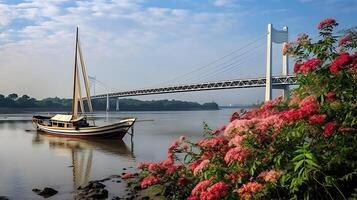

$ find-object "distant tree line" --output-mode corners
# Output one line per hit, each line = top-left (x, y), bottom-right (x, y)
(0, 93), (219, 111)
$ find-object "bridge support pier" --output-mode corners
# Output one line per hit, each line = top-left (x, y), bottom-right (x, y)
(106, 94), (110, 112)
(116, 98), (120, 111)
(265, 24), (289, 101)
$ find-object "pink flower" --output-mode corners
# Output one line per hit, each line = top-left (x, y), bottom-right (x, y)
(193, 159), (210, 175)
(197, 136), (227, 149)
(258, 170), (283, 183)
(318, 18), (338, 30)
(236, 181), (264, 200)
(199, 181), (229, 200)
(148, 163), (164, 172)
(187, 196), (199, 200)
(188, 160), (202, 172)
(141, 175), (160, 188)
(136, 162), (149, 169)
(224, 147), (250, 165)
(121, 172), (133, 180)
(191, 179), (212, 196)
(168, 141), (179, 152)
(308, 114), (327, 125)
(224, 119), (256, 136)
(324, 121), (337, 138)
(228, 134), (246, 147)
(330, 53), (352, 74)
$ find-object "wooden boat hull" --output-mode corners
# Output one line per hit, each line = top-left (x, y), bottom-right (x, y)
(34, 118), (135, 139)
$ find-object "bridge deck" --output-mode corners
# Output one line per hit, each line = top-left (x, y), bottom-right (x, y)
(91, 75), (297, 99)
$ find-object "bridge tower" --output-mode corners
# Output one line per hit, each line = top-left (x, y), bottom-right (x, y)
(265, 24), (289, 101)
(106, 94), (110, 112)
(116, 98), (120, 111)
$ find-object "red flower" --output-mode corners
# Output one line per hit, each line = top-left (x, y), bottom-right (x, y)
(294, 62), (303, 73)
(330, 53), (352, 74)
(323, 121), (337, 138)
(299, 58), (321, 74)
(318, 18), (338, 30)
(308, 114), (327, 125)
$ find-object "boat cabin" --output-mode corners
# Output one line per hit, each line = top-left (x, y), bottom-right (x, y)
(33, 114), (89, 129)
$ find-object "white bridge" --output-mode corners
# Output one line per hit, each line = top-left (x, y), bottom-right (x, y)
(91, 75), (297, 99)
(89, 24), (295, 111)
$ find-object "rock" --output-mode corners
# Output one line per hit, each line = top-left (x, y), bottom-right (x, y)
(32, 188), (41, 193)
(85, 188), (108, 199)
(33, 187), (58, 198)
(116, 180), (121, 183)
(122, 168), (127, 170)
(83, 181), (105, 190)
(0, 196), (10, 200)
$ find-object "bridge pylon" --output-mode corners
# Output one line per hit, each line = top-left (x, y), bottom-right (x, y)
(106, 93), (110, 112)
(265, 23), (289, 101)
(116, 98), (120, 111)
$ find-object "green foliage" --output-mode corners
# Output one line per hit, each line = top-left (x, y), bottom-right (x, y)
(0, 93), (219, 111)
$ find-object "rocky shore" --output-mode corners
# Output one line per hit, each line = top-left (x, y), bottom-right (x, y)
(27, 168), (163, 200)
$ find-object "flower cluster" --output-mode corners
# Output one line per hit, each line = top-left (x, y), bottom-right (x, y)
(318, 18), (338, 30)
(236, 182), (264, 200)
(294, 58), (321, 74)
(330, 52), (353, 74)
(258, 170), (283, 183)
(136, 18), (357, 200)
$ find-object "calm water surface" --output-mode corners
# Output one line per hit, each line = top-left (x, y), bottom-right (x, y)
(0, 109), (236, 199)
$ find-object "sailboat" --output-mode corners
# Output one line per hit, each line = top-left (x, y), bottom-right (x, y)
(32, 28), (136, 138)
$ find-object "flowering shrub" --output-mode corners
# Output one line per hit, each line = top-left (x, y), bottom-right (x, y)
(137, 18), (357, 200)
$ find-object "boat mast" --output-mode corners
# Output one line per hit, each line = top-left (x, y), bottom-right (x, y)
(72, 27), (79, 119)
(78, 38), (94, 113)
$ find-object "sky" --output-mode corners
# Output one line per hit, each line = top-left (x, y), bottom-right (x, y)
(1, 0), (357, 105)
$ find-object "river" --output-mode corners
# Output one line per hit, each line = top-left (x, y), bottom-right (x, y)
(0, 109), (237, 199)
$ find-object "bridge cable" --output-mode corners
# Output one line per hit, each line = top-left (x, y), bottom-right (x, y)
(154, 34), (266, 87)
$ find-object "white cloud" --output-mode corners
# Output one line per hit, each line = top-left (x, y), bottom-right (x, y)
(0, 0), (246, 104)
(213, 0), (236, 7)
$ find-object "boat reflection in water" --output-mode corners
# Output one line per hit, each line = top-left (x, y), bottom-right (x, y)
(32, 133), (134, 189)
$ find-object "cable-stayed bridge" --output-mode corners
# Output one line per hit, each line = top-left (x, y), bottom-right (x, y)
(88, 24), (298, 111)
(91, 75), (297, 99)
